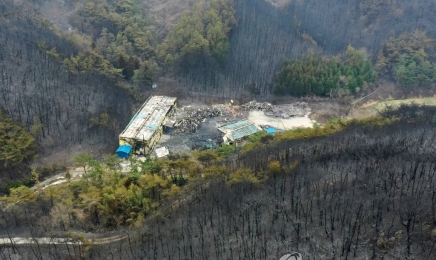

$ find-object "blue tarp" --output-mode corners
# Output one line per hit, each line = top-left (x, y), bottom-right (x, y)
(265, 128), (276, 134)
(116, 145), (132, 158)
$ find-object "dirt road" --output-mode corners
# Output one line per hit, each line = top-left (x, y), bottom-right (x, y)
(0, 233), (128, 246)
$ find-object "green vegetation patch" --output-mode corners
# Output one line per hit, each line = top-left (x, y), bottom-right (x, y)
(0, 109), (36, 193)
(0, 110), (36, 167)
(157, 0), (237, 67)
(376, 31), (436, 89)
(59, 0), (236, 87)
(274, 46), (375, 97)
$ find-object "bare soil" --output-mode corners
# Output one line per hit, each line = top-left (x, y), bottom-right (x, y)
(247, 111), (315, 130)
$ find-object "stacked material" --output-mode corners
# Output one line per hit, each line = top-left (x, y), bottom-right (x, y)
(173, 107), (223, 134)
(241, 100), (274, 111)
(269, 102), (310, 118)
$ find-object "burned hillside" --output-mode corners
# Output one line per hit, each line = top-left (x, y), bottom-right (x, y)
(97, 105), (436, 259)
(2, 105), (436, 259)
(3, 0), (436, 259)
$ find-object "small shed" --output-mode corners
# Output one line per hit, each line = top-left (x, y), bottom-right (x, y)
(154, 146), (170, 158)
(265, 127), (276, 134)
(163, 119), (176, 134)
(116, 145), (132, 158)
(218, 120), (261, 144)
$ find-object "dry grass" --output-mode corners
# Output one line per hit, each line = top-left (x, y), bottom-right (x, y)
(361, 100), (379, 108)
(350, 96), (436, 119)
(369, 96), (436, 111)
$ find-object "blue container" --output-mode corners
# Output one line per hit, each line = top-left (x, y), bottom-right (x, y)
(116, 145), (132, 158)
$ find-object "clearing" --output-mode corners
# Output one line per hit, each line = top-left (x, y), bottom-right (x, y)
(349, 96), (436, 119)
(367, 96), (436, 111)
(247, 111), (315, 130)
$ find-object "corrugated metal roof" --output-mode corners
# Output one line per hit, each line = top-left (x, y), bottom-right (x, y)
(219, 120), (261, 141)
(119, 96), (176, 141)
(231, 124), (260, 140)
(219, 120), (252, 131)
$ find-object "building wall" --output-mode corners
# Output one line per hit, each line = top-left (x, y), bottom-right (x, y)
(119, 102), (176, 155)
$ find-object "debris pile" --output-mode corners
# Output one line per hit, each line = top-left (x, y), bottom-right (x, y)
(293, 102), (309, 109)
(267, 102), (310, 118)
(158, 100), (315, 155)
(241, 100), (273, 111)
(173, 107), (223, 134)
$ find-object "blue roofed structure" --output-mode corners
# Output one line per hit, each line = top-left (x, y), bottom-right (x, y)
(265, 127), (276, 134)
(218, 120), (261, 143)
(116, 145), (132, 158)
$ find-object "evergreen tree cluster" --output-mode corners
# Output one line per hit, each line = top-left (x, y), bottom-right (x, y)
(66, 0), (155, 83)
(63, 50), (122, 76)
(62, 0), (236, 87)
(0, 109), (36, 188)
(376, 31), (436, 89)
(375, 31), (434, 74)
(394, 51), (436, 89)
(0, 110), (35, 168)
(274, 46), (375, 96)
(157, 0), (237, 67)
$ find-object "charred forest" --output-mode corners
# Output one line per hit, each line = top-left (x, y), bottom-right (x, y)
(2, 0), (436, 158)
(0, 0), (134, 184)
(2, 0), (436, 259)
(2, 105), (436, 259)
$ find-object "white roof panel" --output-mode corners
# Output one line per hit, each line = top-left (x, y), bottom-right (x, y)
(119, 96), (176, 141)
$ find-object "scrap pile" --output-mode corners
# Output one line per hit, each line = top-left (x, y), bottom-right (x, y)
(173, 107), (223, 134)
(241, 100), (273, 111)
(293, 101), (309, 109)
(269, 102), (309, 118)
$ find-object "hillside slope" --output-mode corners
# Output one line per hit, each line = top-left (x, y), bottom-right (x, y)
(1, 0), (436, 160)
(22, 0), (436, 99)
(180, 0), (436, 97)
(0, 0), (134, 157)
(2, 106), (436, 259)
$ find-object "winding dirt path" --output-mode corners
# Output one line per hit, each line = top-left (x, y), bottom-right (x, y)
(0, 233), (128, 245)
